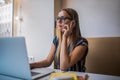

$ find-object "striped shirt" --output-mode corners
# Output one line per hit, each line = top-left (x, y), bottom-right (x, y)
(53, 36), (88, 72)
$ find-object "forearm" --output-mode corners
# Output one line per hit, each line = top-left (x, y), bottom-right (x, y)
(30, 59), (51, 69)
(60, 37), (70, 70)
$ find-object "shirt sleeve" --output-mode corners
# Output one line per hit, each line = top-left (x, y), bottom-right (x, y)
(75, 38), (88, 47)
(53, 36), (58, 48)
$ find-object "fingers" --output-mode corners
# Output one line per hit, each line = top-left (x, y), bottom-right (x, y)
(62, 24), (69, 35)
(64, 24), (70, 30)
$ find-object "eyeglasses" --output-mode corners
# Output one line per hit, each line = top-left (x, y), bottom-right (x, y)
(56, 16), (72, 22)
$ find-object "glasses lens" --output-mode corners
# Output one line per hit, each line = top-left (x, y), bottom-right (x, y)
(56, 16), (72, 22)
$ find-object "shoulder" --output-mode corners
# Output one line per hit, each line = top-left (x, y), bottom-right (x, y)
(75, 37), (88, 47)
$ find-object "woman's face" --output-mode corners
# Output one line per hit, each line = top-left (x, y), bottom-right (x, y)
(56, 10), (72, 32)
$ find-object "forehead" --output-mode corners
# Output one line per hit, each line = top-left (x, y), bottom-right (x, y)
(58, 10), (71, 17)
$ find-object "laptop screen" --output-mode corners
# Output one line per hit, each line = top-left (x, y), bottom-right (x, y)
(0, 37), (32, 79)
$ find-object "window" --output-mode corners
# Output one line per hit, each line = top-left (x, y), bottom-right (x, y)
(0, 0), (13, 37)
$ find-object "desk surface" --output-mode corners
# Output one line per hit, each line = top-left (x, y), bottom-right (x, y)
(33, 68), (120, 80)
(0, 68), (120, 80)
(75, 72), (120, 80)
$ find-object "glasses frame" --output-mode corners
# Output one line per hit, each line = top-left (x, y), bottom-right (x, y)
(56, 16), (72, 23)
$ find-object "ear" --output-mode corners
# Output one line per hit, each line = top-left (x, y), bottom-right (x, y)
(71, 20), (76, 27)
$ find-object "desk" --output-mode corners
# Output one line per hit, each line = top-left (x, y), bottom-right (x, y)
(35, 69), (120, 80)
(0, 68), (120, 80)
(75, 72), (120, 80)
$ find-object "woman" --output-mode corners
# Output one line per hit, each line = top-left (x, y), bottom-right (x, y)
(30, 8), (88, 72)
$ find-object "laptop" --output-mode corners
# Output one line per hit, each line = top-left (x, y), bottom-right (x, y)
(0, 37), (55, 80)
(0, 74), (22, 80)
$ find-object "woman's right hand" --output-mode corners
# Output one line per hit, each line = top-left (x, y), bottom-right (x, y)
(62, 21), (74, 38)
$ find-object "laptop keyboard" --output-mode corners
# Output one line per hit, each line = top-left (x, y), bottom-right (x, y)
(31, 71), (40, 76)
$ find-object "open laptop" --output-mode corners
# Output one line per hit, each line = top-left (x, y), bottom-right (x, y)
(0, 37), (55, 80)
(0, 74), (22, 80)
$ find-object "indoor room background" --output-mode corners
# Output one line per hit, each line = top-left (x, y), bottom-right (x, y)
(1, 0), (119, 76)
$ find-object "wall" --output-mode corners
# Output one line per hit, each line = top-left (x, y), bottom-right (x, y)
(62, 0), (120, 38)
(17, 0), (54, 63)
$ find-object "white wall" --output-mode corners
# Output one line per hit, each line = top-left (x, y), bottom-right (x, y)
(62, 0), (120, 38)
(17, 0), (54, 63)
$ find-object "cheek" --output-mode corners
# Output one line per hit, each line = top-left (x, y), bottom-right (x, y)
(56, 23), (63, 28)
(56, 25), (62, 31)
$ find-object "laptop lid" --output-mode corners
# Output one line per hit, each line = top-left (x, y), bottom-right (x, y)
(0, 37), (55, 80)
(0, 37), (32, 79)
(0, 74), (22, 80)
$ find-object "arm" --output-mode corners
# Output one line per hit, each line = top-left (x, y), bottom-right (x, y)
(30, 43), (55, 69)
(60, 23), (87, 70)
(60, 37), (87, 70)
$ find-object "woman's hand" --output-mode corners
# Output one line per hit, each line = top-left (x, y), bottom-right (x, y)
(62, 21), (74, 38)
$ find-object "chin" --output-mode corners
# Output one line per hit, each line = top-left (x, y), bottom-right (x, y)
(58, 28), (62, 31)
(57, 27), (65, 33)
(61, 30), (65, 33)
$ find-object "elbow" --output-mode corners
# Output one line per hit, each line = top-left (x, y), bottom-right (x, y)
(60, 67), (66, 71)
(46, 59), (52, 67)
(60, 60), (71, 71)
(60, 61), (71, 71)
(60, 65), (68, 71)
(46, 63), (51, 67)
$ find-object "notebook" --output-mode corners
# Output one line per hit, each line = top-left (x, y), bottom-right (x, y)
(0, 37), (55, 80)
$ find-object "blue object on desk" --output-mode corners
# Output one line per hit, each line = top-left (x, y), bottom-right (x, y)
(0, 37), (32, 79)
(0, 74), (22, 80)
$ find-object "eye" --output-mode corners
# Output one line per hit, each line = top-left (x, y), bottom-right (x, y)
(56, 16), (72, 21)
